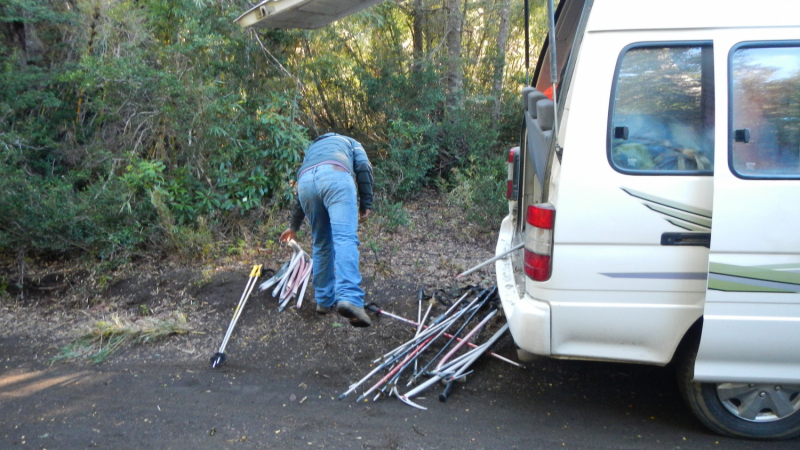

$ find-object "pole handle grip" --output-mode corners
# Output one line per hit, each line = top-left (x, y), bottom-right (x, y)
(439, 381), (454, 402)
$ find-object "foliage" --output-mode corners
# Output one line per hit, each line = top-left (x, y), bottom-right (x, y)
(447, 154), (508, 228)
(1, 0), (549, 260)
(1, 0), (309, 259)
(374, 198), (410, 233)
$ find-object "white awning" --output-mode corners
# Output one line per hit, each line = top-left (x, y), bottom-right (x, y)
(235, 0), (386, 30)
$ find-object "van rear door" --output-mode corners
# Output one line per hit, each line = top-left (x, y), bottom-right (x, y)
(694, 38), (800, 384)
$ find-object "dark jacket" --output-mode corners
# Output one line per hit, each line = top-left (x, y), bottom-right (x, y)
(289, 133), (374, 231)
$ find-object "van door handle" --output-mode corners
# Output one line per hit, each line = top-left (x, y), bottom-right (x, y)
(660, 232), (711, 248)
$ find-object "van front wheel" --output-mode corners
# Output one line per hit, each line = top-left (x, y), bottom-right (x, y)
(677, 348), (800, 440)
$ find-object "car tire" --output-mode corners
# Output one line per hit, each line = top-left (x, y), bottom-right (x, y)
(677, 344), (800, 440)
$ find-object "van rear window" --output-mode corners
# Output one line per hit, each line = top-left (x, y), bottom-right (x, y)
(609, 44), (715, 175)
(730, 43), (800, 179)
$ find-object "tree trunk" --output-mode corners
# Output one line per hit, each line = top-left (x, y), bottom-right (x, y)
(303, 39), (337, 130)
(491, 0), (511, 123)
(6, 20), (27, 67)
(411, 0), (424, 73)
(445, 0), (463, 111)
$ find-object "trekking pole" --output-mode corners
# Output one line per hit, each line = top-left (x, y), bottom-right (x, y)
(357, 296), (485, 401)
(438, 324), (510, 402)
(340, 328), (440, 400)
(342, 314), (463, 396)
(456, 243), (524, 279)
(414, 291), (435, 374)
(210, 264), (262, 369)
(273, 249), (302, 298)
(398, 352), (474, 409)
(398, 330), (500, 408)
(295, 259), (312, 308)
(372, 297), (483, 366)
(411, 288), (497, 380)
(371, 310), (465, 364)
(347, 302), (478, 401)
(434, 309), (497, 371)
(415, 290), (423, 373)
(355, 333), (439, 402)
(430, 288), (480, 325)
(278, 256), (305, 311)
(258, 260), (290, 292)
(364, 303), (521, 368)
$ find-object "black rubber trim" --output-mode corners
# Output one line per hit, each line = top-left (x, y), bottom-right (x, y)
(661, 232), (711, 248)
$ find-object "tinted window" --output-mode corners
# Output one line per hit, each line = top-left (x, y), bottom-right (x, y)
(610, 45), (715, 174)
(730, 44), (800, 178)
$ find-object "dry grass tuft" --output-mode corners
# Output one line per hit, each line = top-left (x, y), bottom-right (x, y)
(53, 312), (192, 364)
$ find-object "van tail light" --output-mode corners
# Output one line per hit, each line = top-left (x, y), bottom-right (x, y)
(525, 203), (555, 281)
(507, 146), (519, 200)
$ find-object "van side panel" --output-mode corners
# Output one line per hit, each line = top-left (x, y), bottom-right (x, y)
(539, 29), (712, 364)
(693, 29), (800, 384)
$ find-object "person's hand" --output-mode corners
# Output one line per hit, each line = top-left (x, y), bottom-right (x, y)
(359, 209), (372, 223)
(280, 228), (297, 243)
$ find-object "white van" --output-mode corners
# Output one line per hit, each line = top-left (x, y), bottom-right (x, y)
(497, 0), (800, 440)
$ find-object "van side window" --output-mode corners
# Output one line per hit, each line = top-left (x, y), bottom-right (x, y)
(609, 44), (715, 174)
(730, 44), (800, 178)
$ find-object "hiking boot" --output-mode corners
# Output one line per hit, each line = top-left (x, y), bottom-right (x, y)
(336, 302), (372, 328)
(316, 303), (334, 315)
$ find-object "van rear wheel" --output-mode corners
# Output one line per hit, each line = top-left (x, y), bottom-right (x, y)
(677, 346), (800, 440)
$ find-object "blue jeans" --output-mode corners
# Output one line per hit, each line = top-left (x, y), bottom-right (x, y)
(297, 165), (364, 309)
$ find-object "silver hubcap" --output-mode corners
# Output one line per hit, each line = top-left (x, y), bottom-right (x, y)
(717, 383), (800, 422)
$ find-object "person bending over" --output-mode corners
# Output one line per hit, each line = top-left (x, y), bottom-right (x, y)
(280, 133), (374, 327)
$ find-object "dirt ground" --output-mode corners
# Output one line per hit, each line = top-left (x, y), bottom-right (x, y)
(1, 194), (798, 449)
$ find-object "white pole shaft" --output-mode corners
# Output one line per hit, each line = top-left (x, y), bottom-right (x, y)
(456, 243), (524, 279)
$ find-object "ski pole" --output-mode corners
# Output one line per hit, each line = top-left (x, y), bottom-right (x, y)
(295, 259), (312, 308)
(415, 290), (423, 374)
(258, 260), (290, 292)
(412, 288), (497, 379)
(371, 310), (466, 364)
(399, 332), (496, 406)
(438, 324), (510, 402)
(364, 302), (520, 368)
(356, 333), (439, 402)
(414, 291), (435, 374)
(348, 303), (477, 401)
(358, 298), (482, 401)
(272, 249), (302, 298)
(210, 264), (262, 369)
(456, 243), (524, 279)
(340, 329), (438, 400)
(435, 309), (497, 370)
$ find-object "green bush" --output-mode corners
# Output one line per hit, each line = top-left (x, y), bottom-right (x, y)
(447, 154), (508, 229)
(376, 119), (438, 200)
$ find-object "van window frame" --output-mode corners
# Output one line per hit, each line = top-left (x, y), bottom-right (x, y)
(607, 41), (715, 177)
(728, 40), (800, 180)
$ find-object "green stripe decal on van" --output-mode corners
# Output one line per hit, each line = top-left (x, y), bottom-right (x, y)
(622, 188), (712, 218)
(752, 263), (800, 270)
(708, 262), (800, 293)
(665, 218), (710, 232)
(645, 203), (712, 228)
(710, 262), (800, 286)
(707, 276), (795, 293)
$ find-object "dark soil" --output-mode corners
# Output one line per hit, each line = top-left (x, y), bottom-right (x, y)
(1, 193), (797, 449)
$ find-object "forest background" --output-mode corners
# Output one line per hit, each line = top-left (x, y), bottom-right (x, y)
(0, 0), (549, 282)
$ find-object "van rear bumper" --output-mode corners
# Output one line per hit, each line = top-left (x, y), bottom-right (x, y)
(496, 215), (551, 355)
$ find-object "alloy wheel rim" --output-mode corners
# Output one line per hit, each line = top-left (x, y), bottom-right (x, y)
(716, 383), (800, 422)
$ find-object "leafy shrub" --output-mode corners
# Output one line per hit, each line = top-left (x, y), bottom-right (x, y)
(374, 198), (409, 232)
(376, 119), (438, 200)
(447, 154), (508, 228)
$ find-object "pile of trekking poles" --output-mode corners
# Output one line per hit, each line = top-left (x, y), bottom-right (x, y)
(338, 286), (522, 410)
(210, 239), (312, 369)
